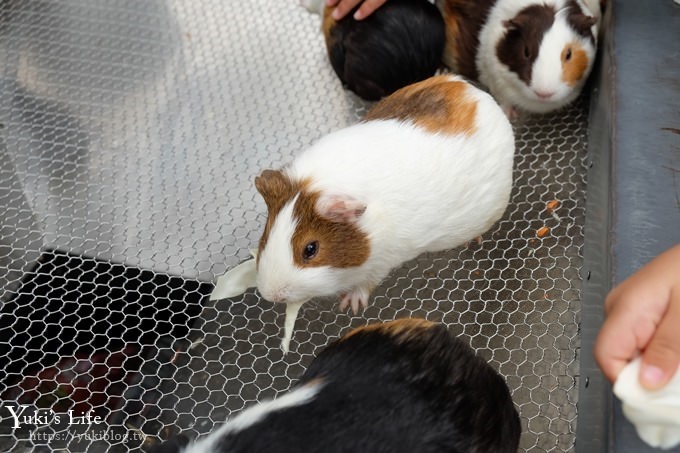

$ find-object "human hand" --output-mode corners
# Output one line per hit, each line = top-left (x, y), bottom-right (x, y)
(326, 0), (388, 20)
(594, 244), (680, 390)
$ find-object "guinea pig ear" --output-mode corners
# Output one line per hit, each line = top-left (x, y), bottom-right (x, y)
(254, 169), (291, 204)
(569, 12), (597, 36)
(566, 2), (598, 37)
(315, 193), (367, 224)
(503, 18), (522, 32)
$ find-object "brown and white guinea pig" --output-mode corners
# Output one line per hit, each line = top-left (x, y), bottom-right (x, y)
(147, 319), (522, 453)
(437, 0), (600, 115)
(253, 75), (515, 313)
(301, 0), (446, 101)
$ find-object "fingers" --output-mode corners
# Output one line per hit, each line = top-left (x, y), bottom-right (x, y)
(329, 0), (388, 20)
(594, 298), (651, 382)
(640, 288), (680, 390)
(595, 244), (680, 387)
(353, 0), (388, 20)
(329, 0), (362, 19)
(594, 284), (661, 383)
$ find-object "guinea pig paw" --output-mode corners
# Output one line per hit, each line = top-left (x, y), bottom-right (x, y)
(465, 235), (483, 248)
(502, 105), (520, 121)
(338, 287), (370, 315)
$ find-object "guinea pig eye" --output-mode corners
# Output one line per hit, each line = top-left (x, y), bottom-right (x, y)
(523, 45), (530, 59)
(302, 241), (319, 261)
(565, 48), (573, 61)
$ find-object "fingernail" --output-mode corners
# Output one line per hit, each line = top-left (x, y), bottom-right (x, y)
(353, 10), (364, 20)
(332, 8), (341, 19)
(641, 364), (665, 387)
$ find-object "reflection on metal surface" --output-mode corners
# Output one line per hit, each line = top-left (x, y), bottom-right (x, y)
(0, 1), (587, 451)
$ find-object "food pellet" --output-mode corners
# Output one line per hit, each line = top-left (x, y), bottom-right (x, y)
(537, 226), (550, 238)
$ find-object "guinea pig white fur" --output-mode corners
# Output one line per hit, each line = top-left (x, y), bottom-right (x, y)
(438, 0), (599, 115)
(148, 319), (522, 453)
(254, 75), (514, 312)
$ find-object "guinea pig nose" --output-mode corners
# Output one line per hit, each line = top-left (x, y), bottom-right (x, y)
(534, 90), (556, 100)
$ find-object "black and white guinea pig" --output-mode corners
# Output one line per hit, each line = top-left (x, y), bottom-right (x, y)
(147, 319), (521, 453)
(437, 0), (600, 115)
(301, 0), (446, 101)
(253, 75), (514, 313)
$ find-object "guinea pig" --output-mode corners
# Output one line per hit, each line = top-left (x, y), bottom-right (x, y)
(254, 74), (515, 313)
(148, 318), (522, 453)
(437, 0), (600, 115)
(301, 0), (446, 101)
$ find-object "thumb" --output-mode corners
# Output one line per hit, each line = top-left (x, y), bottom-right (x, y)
(640, 289), (680, 390)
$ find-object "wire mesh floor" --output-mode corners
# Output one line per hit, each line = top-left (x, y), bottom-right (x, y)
(0, 1), (588, 451)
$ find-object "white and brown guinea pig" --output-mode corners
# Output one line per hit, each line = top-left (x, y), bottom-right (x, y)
(437, 0), (600, 115)
(301, 0), (445, 101)
(254, 74), (514, 313)
(147, 319), (522, 453)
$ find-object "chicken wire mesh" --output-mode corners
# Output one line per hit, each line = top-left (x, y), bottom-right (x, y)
(0, 0), (588, 452)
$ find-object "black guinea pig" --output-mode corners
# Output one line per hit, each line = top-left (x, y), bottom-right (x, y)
(303, 0), (446, 101)
(149, 318), (521, 453)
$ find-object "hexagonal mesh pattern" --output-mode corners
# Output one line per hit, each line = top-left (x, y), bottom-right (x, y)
(0, 1), (587, 452)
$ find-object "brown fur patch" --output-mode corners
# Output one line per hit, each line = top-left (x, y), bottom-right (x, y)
(321, 5), (335, 43)
(438, 0), (495, 79)
(364, 75), (477, 136)
(561, 43), (589, 86)
(291, 190), (370, 268)
(496, 4), (555, 86)
(254, 170), (305, 258)
(441, 6), (463, 72)
(341, 318), (436, 342)
(565, 0), (597, 42)
(255, 170), (370, 269)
